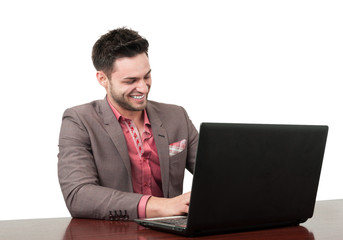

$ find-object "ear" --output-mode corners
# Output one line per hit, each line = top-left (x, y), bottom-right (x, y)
(96, 71), (109, 88)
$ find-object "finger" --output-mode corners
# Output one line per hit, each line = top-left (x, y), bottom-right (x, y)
(183, 204), (189, 214)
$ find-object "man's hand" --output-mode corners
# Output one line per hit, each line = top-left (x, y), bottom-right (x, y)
(145, 192), (191, 218)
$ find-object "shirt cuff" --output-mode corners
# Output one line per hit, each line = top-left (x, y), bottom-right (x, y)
(138, 195), (152, 218)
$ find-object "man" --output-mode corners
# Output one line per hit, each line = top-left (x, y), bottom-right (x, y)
(58, 27), (198, 220)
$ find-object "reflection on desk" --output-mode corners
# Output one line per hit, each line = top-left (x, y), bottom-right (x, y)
(63, 218), (315, 240)
(1, 199), (342, 240)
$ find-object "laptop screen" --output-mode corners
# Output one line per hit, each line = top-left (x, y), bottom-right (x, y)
(187, 123), (328, 234)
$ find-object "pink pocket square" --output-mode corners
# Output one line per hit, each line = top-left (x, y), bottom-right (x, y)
(169, 139), (187, 156)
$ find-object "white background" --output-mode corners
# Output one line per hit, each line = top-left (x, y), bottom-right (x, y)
(0, 0), (342, 220)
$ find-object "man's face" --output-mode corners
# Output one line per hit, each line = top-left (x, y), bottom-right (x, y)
(105, 53), (151, 115)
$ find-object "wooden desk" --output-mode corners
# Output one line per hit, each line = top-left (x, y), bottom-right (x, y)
(1, 199), (342, 240)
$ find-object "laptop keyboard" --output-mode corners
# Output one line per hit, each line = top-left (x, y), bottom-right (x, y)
(153, 217), (188, 226)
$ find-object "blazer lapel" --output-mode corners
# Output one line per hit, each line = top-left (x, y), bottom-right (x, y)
(98, 99), (133, 190)
(147, 102), (170, 197)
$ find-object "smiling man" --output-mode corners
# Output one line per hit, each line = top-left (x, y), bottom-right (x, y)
(58, 28), (198, 220)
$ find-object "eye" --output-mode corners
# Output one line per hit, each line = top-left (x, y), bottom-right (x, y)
(125, 79), (136, 84)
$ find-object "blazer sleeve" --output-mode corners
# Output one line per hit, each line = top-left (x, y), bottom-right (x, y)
(58, 108), (142, 220)
(181, 106), (198, 174)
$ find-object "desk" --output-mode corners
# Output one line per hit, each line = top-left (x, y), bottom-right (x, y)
(1, 199), (342, 240)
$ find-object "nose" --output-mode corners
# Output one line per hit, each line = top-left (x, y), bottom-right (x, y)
(136, 79), (149, 93)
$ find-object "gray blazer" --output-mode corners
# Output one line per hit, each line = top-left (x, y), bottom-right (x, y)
(58, 98), (198, 220)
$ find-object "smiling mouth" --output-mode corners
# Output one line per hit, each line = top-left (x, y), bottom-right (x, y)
(130, 94), (145, 99)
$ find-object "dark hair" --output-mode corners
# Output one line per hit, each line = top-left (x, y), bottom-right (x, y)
(91, 27), (149, 77)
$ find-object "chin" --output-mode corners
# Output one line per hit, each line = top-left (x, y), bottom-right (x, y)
(132, 100), (148, 110)
(135, 104), (147, 111)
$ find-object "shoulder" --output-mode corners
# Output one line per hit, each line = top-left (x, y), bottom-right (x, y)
(61, 99), (109, 126)
(147, 100), (185, 113)
(147, 100), (189, 119)
(63, 99), (105, 116)
(147, 100), (191, 124)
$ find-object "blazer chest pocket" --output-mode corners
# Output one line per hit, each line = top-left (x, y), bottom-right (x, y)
(169, 147), (187, 164)
(169, 149), (187, 183)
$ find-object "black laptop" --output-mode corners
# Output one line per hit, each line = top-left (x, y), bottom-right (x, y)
(135, 123), (328, 236)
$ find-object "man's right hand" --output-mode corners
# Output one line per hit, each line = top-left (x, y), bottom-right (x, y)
(145, 192), (191, 218)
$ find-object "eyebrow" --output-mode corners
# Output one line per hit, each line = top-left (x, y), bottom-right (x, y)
(123, 69), (152, 80)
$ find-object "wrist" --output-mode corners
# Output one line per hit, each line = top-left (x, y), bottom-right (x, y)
(145, 196), (166, 218)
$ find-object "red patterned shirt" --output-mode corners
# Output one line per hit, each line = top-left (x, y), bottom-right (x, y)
(107, 98), (163, 217)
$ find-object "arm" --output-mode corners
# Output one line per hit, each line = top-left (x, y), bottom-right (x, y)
(145, 192), (191, 218)
(183, 106), (199, 174)
(58, 108), (142, 220)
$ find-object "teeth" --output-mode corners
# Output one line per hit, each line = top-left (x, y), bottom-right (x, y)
(131, 95), (144, 99)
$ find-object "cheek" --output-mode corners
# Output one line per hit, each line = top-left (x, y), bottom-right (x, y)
(109, 82), (129, 95)
(146, 80), (152, 89)
(122, 86), (137, 96)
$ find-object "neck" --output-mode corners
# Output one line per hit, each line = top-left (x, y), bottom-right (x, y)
(122, 109), (144, 123)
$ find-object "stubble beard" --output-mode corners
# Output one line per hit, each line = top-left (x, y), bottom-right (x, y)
(109, 88), (148, 112)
